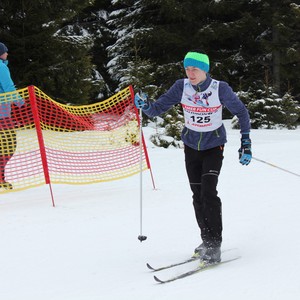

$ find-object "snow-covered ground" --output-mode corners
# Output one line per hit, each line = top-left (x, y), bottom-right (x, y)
(1, 120), (300, 300)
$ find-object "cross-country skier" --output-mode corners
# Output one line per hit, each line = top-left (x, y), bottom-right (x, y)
(134, 50), (252, 263)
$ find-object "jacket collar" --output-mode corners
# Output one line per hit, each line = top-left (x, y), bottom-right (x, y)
(0, 59), (8, 66)
(192, 74), (212, 92)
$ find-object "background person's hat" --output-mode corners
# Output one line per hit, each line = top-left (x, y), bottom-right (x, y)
(0, 42), (8, 56)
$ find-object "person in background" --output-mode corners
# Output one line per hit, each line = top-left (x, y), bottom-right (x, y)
(0, 42), (24, 189)
(134, 50), (252, 264)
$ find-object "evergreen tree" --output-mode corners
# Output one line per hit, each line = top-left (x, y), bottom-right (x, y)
(257, 0), (299, 99)
(107, 0), (209, 95)
(66, 0), (114, 101)
(256, 0), (300, 98)
(0, 0), (97, 104)
(191, 1), (260, 92)
(236, 87), (300, 129)
(106, 0), (156, 93)
(281, 93), (300, 129)
(2, 0), (298, 127)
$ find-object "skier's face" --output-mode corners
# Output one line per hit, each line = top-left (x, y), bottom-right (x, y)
(0, 52), (8, 60)
(185, 67), (206, 85)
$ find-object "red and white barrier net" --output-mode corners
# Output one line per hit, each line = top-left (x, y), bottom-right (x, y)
(0, 85), (152, 195)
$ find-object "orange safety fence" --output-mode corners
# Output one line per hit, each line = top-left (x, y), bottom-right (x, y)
(0, 85), (153, 199)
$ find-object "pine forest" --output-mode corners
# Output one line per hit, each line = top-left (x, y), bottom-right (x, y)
(1, 0), (299, 135)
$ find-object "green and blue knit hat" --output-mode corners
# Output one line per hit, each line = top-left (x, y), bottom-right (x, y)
(183, 51), (210, 72)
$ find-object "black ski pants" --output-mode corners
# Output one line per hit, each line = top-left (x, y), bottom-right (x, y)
(184, 144), (224, 248)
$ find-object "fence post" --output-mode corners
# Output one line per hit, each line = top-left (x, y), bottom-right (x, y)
(28, 85), (55, 207)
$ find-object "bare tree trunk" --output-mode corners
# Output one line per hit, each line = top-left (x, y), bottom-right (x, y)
(272, 21), (281, 95)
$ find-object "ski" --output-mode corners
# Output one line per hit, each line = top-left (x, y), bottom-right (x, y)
(153, 256), (240, 284)
(146, 248), (235, 272)
(147, 257), (197, 272)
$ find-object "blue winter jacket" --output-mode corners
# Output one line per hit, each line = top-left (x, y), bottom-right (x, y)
(0, 59), (24, 119)
(143, 75), (250, 150)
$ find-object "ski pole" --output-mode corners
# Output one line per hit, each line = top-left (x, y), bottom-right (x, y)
(138, 106), (147, 242)
(252, 156), (300, 178)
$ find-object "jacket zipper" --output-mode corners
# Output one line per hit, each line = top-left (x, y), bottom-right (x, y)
(197, 132), (203, 150)
(215, 129), (219, 137)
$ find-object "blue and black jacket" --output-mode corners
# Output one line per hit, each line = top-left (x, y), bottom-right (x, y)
(143, 75), (250, 151)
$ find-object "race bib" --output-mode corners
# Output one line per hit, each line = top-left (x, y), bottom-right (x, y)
(181, 79), (222, 132)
